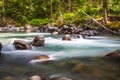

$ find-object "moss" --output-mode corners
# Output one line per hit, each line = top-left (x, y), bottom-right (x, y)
(106, 22), (120, 30)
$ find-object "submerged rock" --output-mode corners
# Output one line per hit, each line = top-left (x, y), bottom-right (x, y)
(34, 55), (49, 60)
(4, 76), (13, 80)
(72, 63), (85, 72)
(32, 35), (45, 46)
(105, 49), (120, 60)
(27, 75), (41, 80)
(13, 40), (31, 50)
(62, 35), (71, 41)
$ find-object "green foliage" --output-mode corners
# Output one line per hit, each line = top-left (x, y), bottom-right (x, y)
(0, 0), (119, 26)
(63, 13), (74, 20)
(30, 18), (51, 26)
(106, 22), (120, 30)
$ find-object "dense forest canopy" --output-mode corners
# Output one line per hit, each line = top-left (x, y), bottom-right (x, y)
(0, 0), (120, 27)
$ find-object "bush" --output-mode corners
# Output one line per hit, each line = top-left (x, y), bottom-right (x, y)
(30, 18), (51, 26)
(63, 13), (75, 20)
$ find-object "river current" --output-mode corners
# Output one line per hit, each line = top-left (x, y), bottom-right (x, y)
(0, 33), (120, 80)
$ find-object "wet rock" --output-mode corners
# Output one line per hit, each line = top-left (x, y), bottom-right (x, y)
(25, 24), (33, 33)
(27, 75), (41, 80)
(51, 31), (59, 35)
(13, 40), (31, 50)
(71, 34), (80, 39)
(57, 77), (71, 80)
(48, 26), (59, 33)
(0, 42), (2, 54)
(32, 35), (45, 46)
(34, 55), (49, 60)
(81, 30), (99, 36)
(105, 49), (120, 60)
(62, 35), (71, 41)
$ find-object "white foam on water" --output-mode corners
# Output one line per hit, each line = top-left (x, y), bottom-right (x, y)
(0, 33), (120, 63)
(0, 32), (50, 38)
(45, 37), (120, 48)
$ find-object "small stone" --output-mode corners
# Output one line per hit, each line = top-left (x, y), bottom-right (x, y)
(27, 75), (41, 80)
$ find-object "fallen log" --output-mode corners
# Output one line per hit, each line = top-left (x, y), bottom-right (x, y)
(82, 11), (119, 34)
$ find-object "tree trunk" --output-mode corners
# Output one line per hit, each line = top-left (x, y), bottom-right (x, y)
(23, 1), (27, 16)
(103, 0), (108, 24)
(30, 0), (32, 10)
(87, 0), (92, 9)
(68, 0), (71, 12)
(2, 0), (5, 14)
(59, 1), (63, 24)
(50, 0), (53, 20)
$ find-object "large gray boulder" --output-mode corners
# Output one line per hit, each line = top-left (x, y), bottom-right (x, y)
(13, 40), (31, 50)
(105, 49), (120, 60)
(32, 35), (45, 46)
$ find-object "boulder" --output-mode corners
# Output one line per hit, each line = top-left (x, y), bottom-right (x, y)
(0, 42), (2, 54)
(34, 55), (49, 60)
(48, 26), (59, 33)
(27, 75), (41, 80)
(13, 40), (31, 50)
(51, 31), (59, 35)
(25, 24), (33, 33)
(32, 35), (45, 46)
(62, 35), (71, 41)
(105, 49), (120, 60)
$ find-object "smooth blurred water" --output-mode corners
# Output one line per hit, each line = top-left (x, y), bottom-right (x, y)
(0, 32), (120, 80)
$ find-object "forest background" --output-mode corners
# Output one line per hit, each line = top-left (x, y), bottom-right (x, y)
(0, 0), (120, 30)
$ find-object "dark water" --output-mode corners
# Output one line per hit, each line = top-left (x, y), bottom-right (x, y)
(0, 33), (120, 80)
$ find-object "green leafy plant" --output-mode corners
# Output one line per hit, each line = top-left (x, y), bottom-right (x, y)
(30, 18), (51, 26)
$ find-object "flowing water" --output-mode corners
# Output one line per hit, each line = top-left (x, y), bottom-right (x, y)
(0, 33), (120, 80)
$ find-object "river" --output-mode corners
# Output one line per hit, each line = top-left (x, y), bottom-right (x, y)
(0, 33), (120, 80)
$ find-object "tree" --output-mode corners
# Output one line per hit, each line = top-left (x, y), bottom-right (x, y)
(29, 0), (32, 10)
(103, 0), (108, 24)
(59, 0), (63, 23)
(68, 0), (71, 12)
(2, 0), (5, 14)
(50, 0), (53, 20)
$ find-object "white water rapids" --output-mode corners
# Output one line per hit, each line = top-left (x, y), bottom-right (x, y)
(0, 33), (120, 63)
